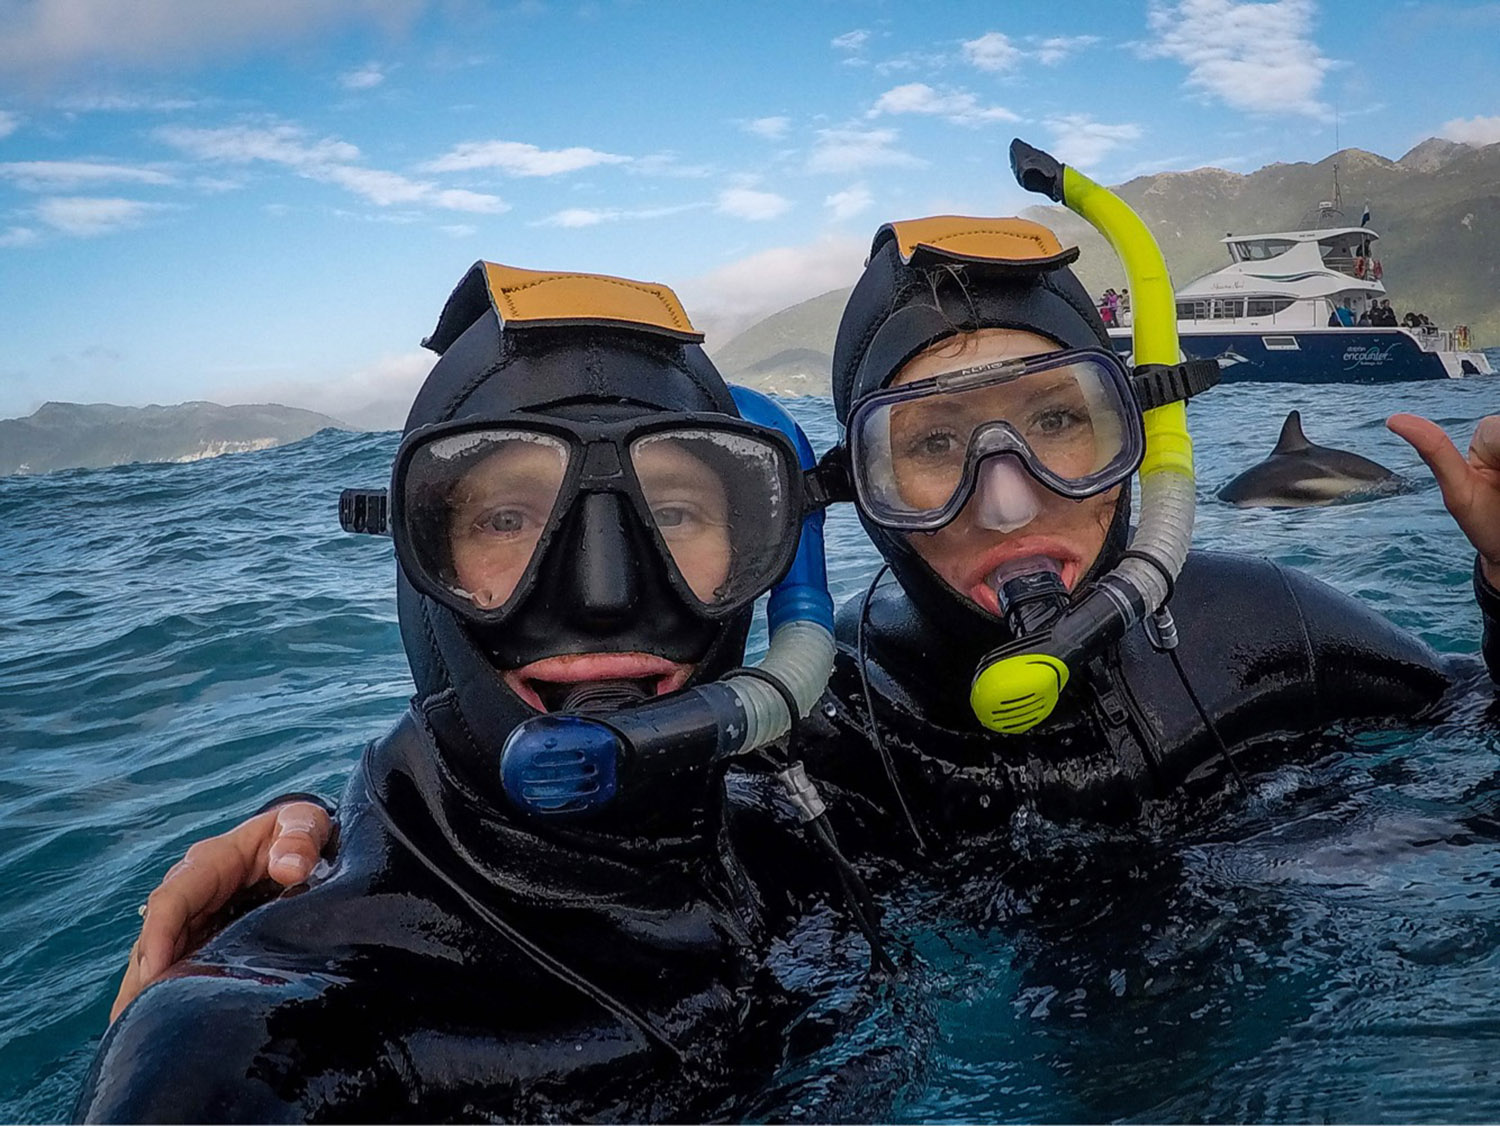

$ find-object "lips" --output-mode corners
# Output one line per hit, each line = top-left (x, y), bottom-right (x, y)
(502, 652), (692, 712)
(963, 537), (1082, 616)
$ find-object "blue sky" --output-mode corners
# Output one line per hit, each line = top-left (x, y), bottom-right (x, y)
(0, 0), (1496, 423)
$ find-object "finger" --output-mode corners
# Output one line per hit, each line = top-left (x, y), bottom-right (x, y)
(137, 835), (254, 981)
(1387, 414), (1474, 501)
(1469, 416), (1500, 472)
(266, 802), (333, 885)
(109, 939), (145, 1024)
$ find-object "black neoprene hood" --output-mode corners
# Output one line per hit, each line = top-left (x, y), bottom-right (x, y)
(395, 264), (753, 813)
(830, 218), (1131, 658)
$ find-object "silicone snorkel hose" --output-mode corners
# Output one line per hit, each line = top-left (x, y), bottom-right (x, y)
(968, 140), (1198, 734)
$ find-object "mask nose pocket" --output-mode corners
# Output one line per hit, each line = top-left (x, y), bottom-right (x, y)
(570, 492), (640, 630)
(973, 456), (1041, 533)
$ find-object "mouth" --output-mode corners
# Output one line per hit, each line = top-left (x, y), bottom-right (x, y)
(502, 653), (692, 712)
(964, 538), (1083, 616)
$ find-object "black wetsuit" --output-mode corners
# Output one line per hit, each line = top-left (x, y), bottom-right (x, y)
(804, 551), (1500, 851)
(75, 712), (851, 1123)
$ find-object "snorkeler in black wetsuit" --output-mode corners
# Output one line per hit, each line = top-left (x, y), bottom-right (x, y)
(800, 175), (1500, 854)
(76, 263), (857, 1123)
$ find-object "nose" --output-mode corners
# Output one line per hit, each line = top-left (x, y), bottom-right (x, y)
(973, 455), (1042, 533)
(568, 492), (640, 632)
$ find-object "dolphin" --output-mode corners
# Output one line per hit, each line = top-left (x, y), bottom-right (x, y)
(1218, 410), (1403, 508)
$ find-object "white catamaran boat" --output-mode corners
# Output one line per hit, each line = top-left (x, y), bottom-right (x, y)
(1108, 179), (1492, 382)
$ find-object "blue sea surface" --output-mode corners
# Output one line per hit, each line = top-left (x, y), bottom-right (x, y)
(4, 367), (1500, 1122)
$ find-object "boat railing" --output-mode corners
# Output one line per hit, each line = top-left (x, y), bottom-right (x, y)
(1409, 326), (1460, 353)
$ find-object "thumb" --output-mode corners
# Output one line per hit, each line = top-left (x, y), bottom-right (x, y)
(266, 802), (333, 885)
(1387, 413), (1471, 489)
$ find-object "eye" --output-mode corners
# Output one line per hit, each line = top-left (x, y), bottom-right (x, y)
(1031, 407), (1087, 436)
(653, 504), (690, 529)
(476, 508), (530, 536)
(907, 429), (960, 459)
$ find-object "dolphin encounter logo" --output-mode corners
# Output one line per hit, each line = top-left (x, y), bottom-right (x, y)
(1342, 342), (1399, 370)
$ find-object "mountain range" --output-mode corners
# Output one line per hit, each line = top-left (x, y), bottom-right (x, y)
(711, 137), (1500, 395)
(0, 401), (351, 476)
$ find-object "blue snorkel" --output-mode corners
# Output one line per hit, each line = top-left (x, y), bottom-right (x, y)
(496, 386), (836, 820)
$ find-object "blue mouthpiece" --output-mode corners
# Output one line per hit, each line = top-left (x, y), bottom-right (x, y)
(499, 715), (623, 817)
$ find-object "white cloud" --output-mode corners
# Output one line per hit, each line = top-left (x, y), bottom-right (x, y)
(627, 152), (713, 179)
(430, 188), (509, 214)
(156, 122), (506, 212)
(1438, 115), (1500, 146)
(679, 234), (867, 348)
(340, 63), (386, 90)
(57, 92), (202, 111)
(1033, 35), (1100, 65)
(744, 116), (790, 140)
(869, 83), (1019, 126)
(0, 226), (40, 247)
(540, 207), (619, 228)
(419, 140), (629, 176)
(831, 29), (869, 51)
(825, 184), (873, 221)
(963, 31), (1023, 73)
(533, 202), (707, 228)
(34, 196), (162, 236)
(157, 124), (360, 167)
(222, 348), (435, 430)
(717, 187), (791, 221)
(1044, 114), (1143, 167)
(1143, 0), (1333, 117)
(0, 160), (175, 191)
(439, 224), (476, 237)
(0, 110), (18, 137)
(807, 127), (926, 175)
(0, 0), (423, 79)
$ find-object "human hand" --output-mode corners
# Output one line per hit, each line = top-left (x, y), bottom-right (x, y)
(109, 800), (334, 1023)
(1388, 413), (1500, 586)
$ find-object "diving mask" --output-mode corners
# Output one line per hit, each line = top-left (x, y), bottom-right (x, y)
(392, 410), (805, 625)
(846, 346), (1145, 532)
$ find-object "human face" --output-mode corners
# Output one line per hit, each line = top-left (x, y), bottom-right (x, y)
(445, 436), (732, 709)
(891, 328), (1121, 615)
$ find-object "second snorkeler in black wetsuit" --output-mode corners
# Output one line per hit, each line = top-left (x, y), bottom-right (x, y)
(805, 145), (1500, 851)
(78, 262), (864, 1123)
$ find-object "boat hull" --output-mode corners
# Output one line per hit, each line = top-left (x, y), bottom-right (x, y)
(1106, 327), (1490, 383)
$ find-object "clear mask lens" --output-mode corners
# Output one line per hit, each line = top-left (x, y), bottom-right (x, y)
(629, 428), (795, 609)
(399, 423), (800, 620)
(851, 351), (1138, 530)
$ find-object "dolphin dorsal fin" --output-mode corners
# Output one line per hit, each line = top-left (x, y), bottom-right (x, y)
(1273, 410), (1313, 454)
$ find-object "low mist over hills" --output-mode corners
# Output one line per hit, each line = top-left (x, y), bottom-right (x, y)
(714, 138), (1500, 395)
(0, 401), (353, 476)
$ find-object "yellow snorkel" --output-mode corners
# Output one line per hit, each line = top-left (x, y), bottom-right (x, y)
(968, 139), (1214, 734)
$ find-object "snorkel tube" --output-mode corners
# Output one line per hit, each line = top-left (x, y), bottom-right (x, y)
(968, 139), (1203, 734)
(496, 385), (837, 818)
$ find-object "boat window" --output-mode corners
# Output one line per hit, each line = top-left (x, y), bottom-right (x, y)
(1237, 239), (1295, 261)
(1262, 335), (1300, 350)
(1210, 298), (1243, 319)
(1177, 300), (1206, 319)
(1246, 298), (1295, 317)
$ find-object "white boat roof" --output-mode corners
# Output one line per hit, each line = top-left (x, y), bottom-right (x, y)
(1220, 226), (1379, 244)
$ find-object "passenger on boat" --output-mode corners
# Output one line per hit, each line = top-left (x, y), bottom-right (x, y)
(119, 215), (1500, 984)
(77, 262), (857, 1123)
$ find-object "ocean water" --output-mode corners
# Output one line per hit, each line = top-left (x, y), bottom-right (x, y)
(4, 367), (1500, 1122)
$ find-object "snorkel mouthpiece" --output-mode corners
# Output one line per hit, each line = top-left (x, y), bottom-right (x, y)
(969, 139), (1203, 735)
